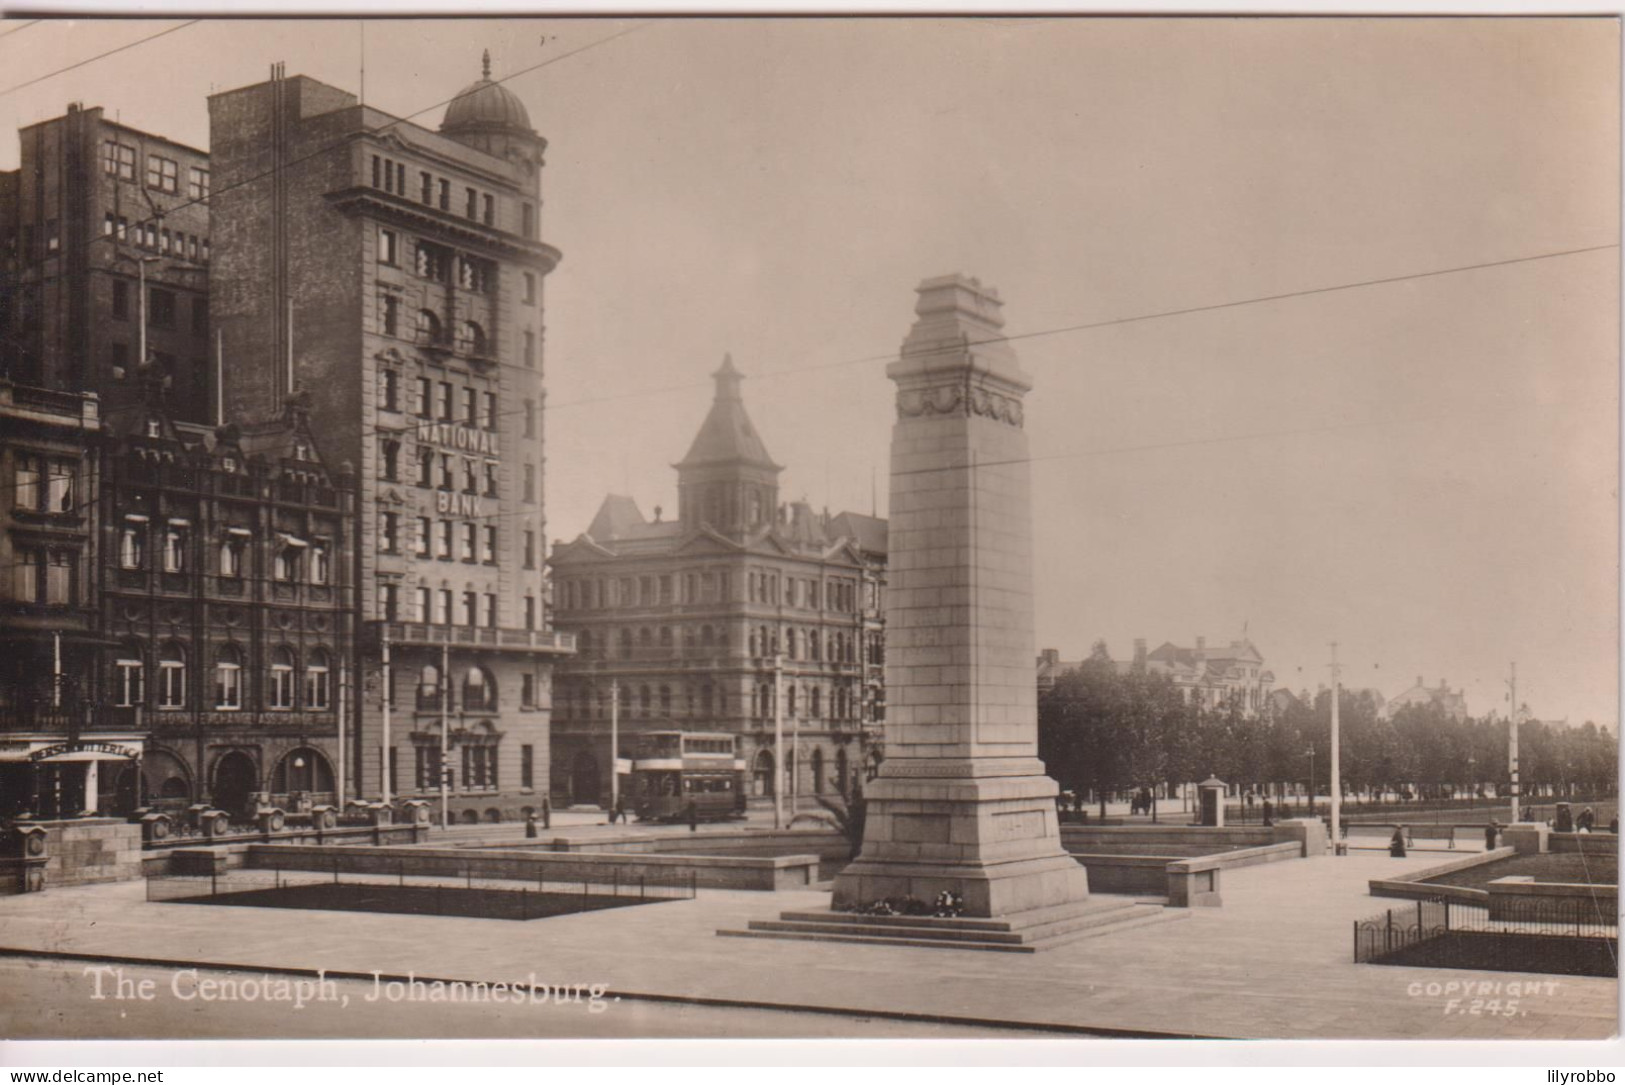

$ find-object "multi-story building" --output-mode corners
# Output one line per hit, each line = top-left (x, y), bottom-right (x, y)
(549, 358), (887, 808)
(0, 104), (213, 422)
(1383, 676), (1469, 722)
(206, 57), (572, 822)
(95, 366), (355, 817)
(0, 379), (142, 820)
(1035, 635), (1276, 716)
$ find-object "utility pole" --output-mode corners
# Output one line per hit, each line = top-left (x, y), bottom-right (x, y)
(1508, 662), (1520, 823)
(773, 653), (784, 830)
(439, 641), (450, 829)
(610, 679), (619, 815)
(1330, 642), (1342, 852)
(379, 625), (392, 806)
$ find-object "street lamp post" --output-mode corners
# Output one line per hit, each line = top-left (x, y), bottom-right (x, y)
(1305, 744), (1316, 817)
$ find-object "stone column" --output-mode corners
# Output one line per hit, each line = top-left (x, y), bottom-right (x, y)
(832, 274), (1090, 918)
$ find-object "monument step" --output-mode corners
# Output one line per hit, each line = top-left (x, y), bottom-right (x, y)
(1023, 906), (1191, 950)
(720, 900), (1186, 952)
(776, 897), (1139, 935)
(717, 926), (1042, 954)
(746, 918), (1031, 945)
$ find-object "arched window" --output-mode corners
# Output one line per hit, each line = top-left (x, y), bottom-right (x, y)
(810, 687), (822, 718)
(381, 439), (400, 481)
(415, 309), (441, 345)
(812, 747), (825, 795)
(114, 642), (145, 707)
(157, 642), (186, 710)
(310, 542), (330, 585)
(269, 647), (296, 710)
(457, 320), (487, 356)
(639, 627), (653, 648)
(638, 684), (651, 718)
(274, 545), (302, 582)
(304, 648), (331, 710)
(219, 536), (244, 578)
(658, 685), (671, 715)
(786, 629), (798, 660)
(418, 663), (441, 710)
(787, 685), (798, 717)
(463, 666), (495, 711)
(617, 628), (632, 658)
(214, 644), (243, 710)
(809, 632), (820, 661)
(659, 626), (672, 648)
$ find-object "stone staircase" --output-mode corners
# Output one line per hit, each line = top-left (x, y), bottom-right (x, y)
(718, 897), (1189, 953)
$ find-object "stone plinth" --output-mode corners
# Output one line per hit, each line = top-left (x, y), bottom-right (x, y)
(1502, 821), (1550, 855)
(832, 275), (1090, 919)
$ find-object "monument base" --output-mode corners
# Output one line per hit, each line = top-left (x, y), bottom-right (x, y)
(832, 758), (1091, 918)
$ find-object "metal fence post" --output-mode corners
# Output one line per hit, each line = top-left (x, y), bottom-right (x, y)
(640, 874), (646, 901)
(613, 869), (619, 898)
(1386, 909), (1393, 952)
(211, 869), (217, 897)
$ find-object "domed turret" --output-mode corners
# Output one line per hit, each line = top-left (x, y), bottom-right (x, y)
(439, 51), (545, 167)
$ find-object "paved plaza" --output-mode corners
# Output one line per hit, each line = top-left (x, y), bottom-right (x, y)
(0, 847), (1614, 1040)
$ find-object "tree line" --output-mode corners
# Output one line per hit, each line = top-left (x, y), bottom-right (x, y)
(1037, 642), (1617, 812)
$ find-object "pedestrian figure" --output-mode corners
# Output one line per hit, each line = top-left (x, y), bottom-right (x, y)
(1610, 814), (1619, 834)
(1262, 799), (1274, 827)
(525, 813), (539, 839)
(541, 796), (551, 831)
(1389, 826), (1408, 858)
(1579, 807), (1595, 832)
(1484, 820), (1499, 851)
(686, 799), (698, 833)
(614, 795), (626, 826)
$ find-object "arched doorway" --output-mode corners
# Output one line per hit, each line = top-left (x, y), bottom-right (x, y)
(271, 747), (335, 799)
(752, 748), (775, 798)
(112, 762), (141, 817)
(570, 750), (600, 806)
(211, 750), (258, 818)
(143, 750), (192, 807)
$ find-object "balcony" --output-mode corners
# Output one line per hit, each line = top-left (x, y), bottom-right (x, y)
(0, 703), (142, 735)
(375, 621), (576, 657)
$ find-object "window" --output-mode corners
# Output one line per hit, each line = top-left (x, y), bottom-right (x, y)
(523, 272), (537, 305)
(115, 649), (145, 708)
(187, 235), (199, 262)
(524, 595), (536, 630)
(482, 526), (496, 564)
(482, 193), (494, 226)
(420, 171), (433, 204)
(117, 217), (129, 242)
(12, 455), (40, 510)
(104, 141), (136, 180)
(438, 589), (452, 625)
(310, 541), (330, 585)
(462, 386), (478, 425)
(522, 330), (535, 368)
(112, 280), (129, 320)
(523, 464), (535, 503)
(415, 446), (433, 487)
(414, 243), (450, 282)
(438, 454), (454, 491)
(435, 382), (452, 421)
(458, 321), (487, 356)
(269, 647), (295, 710)
(219, 536), (244, 578)
(380, 581), (399, 621)
(438, 178), (450, 210)
(380, 369), (399, 412)
(149, 289), (176, 328)
(416, 746), (443, 791)
(11, 549), (40, 602)
(416, 309), (441, 345)
(377, 228), (398, 266)
(523, 400), (536, 438)
(188, 166), (209, 200)
(371, 155), (381, 189)
(416, 516), (431, 558)
(462, 746), (497, 790)
(381, 294), (400, 336)
(523, 530), (536, 569)
(414, 376), (432, 419)
(159, 228), (171, 255)
(462, 591), (478, 627)
(119, 525), (146, 570)
(274, 544), (303, 582)
(483, 593), (497, 627)
(457, 257), (491, 293)
(214, 645), (243, 710)
(380, 511), (399, 553)
(146, 155), (179, 193)
(435, 519), (452, 560)
(304, 649), (331, 710)
(465, 187), (478, 219)
(482, 462), (497, 497)
(461, 521), (476, 561)
(163, 525), (188, 573)
(415, 586), (432, 622)
(158, 643), (187, 710)
(521, 202), (536, 239)
(483, 392), (497, 430)
(521, 744), (534, 787)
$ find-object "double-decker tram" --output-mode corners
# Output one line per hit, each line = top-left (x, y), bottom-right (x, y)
(630, 731), (747, 823)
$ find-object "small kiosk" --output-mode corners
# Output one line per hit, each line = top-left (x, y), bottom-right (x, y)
(1198, 776), (1228, 828)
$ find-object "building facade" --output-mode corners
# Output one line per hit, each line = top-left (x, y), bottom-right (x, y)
(206, 58), (571, 822)
(1036, 635), (1276, 716)
(95, 369), (355, 818)
(0, 104), (213, 422)
(1383, 676), (1469, 722)
(0, 379), (138, 819)
(549, 358), (886, 809)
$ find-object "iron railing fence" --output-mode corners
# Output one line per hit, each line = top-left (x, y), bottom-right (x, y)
(1355, 896), (1618, 977)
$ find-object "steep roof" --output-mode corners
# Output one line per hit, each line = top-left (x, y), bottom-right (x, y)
(828, 511), (888, 556)
(676, 355), (781, 472)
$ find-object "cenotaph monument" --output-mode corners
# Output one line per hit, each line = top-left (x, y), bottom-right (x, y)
(828, 273), (1093, 919)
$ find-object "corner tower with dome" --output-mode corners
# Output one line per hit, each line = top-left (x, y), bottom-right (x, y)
(206, 56), (571, 820)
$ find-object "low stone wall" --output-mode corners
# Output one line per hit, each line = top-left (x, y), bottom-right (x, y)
(1367, 847), (1517, 903)
(493, 829), (853, 867)
(1073, 855), (1169, 895)
(1070, 839), (1305, 905)
(1549, 832), (1618, 856)
(246, 843), (819, 892)
(1487, 876), (1619, 922)
(1061, 825), (1276, 852)
(26, 818), (144, 889)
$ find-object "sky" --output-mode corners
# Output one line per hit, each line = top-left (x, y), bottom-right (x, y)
(1, 16), (1617, 726)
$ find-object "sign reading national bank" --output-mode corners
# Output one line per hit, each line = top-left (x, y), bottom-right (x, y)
(416, 421), (501, 458)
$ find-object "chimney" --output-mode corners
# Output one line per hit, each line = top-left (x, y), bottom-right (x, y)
(1195, 636), (1206, 654)
(1133, 638), (1147, 666)
(1040, 648), (1058, 665)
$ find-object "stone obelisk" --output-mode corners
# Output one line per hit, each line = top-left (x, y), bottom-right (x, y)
(832, 274), (1090, 918)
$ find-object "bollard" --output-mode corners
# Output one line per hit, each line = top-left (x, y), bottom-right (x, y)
(640, 874), (646, 901)
(613, 869), (619, 898)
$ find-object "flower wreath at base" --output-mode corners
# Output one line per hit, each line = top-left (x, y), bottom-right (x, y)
(837, 889), (965, 919)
